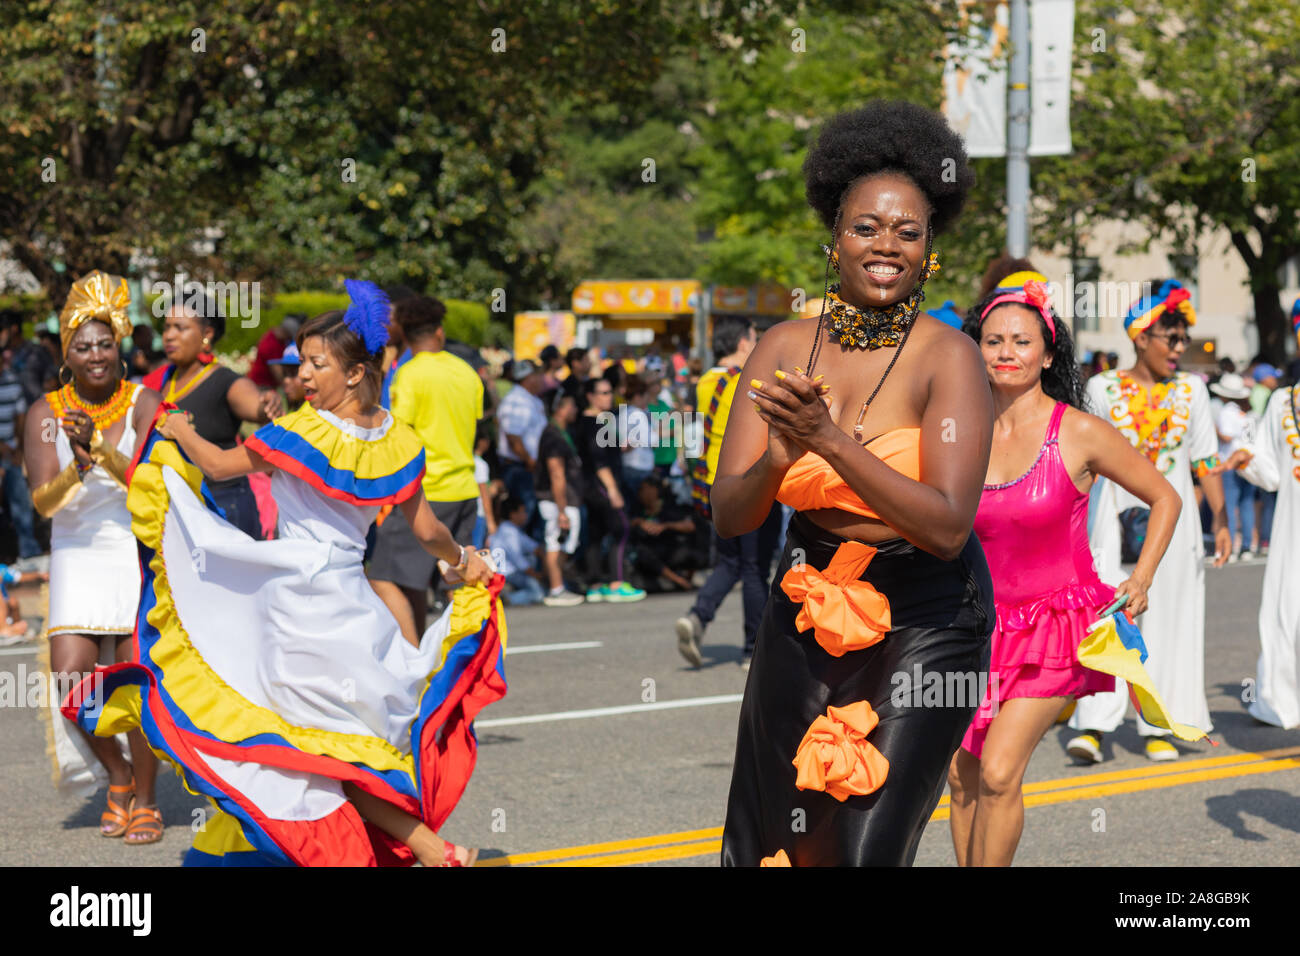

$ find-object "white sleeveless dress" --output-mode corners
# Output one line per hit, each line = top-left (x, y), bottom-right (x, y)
(47, 383), (143, 637)
(44, 384), (143, 797)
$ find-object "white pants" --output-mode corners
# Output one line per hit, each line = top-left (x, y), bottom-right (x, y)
(537, 500), (580, 554)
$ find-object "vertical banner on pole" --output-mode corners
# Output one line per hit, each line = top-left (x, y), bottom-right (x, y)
(942, 1), (1010, 158)
(1028, 0), (1074, 156)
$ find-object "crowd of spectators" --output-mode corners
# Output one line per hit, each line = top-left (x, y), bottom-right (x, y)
(0, 290), (1295, 625)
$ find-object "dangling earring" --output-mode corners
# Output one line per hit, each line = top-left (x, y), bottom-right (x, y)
(919, 249), (941, 284)
(59, 364), (73, 386)
(822, 244), (840, 274)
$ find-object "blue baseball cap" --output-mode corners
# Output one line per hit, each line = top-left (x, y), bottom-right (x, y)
(1252, 363), (1281, 382)
(268, 342), (300, 366)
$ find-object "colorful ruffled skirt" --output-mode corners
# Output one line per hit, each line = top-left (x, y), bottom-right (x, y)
(960, 578), (1115, 759)
(61, 429), (507, 866)
(721, 513), (995, 866)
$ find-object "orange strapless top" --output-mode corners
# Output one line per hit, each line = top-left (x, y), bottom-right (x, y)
(776, 428), (921, 521)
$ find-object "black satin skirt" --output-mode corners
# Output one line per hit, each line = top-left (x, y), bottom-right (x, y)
(721, 512), (995, 867)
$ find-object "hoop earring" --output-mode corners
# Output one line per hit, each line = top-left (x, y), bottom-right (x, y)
(120, 359), (130, 381)
(59, 364), (72, 386)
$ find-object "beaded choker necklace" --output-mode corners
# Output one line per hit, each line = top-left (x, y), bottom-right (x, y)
(47, 380), (134, 429)
(824, 285), (923, 350)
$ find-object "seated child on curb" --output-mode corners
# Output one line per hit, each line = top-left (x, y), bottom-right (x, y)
(488, 497), (545, 606)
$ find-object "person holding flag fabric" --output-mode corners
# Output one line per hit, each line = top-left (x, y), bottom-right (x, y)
(947, 270), (1182, 866)
(1067, 280), (1231, 763)
(1213, 310), (1300, 728)
(63, 280), (504, 867)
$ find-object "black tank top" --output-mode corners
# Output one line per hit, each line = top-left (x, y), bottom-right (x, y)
(174, 364), (242, 450)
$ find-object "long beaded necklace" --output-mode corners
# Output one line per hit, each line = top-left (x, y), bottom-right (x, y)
(47, 379), (134, 430)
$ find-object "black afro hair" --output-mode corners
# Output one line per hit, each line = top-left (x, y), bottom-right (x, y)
(803, 100), (975, 237)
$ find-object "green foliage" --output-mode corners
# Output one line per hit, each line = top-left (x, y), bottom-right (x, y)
(1033, 0), (1300, 361)
(134, 289), (490, 355)
(0, 0), (827, 314)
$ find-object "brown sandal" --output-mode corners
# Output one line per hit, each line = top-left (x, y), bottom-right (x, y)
(100, 780), (134, 838)
(124, 804), (163, 845)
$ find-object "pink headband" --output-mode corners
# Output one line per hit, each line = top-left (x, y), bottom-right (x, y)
(979, 279), (1057, 343)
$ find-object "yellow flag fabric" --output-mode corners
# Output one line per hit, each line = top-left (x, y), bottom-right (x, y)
(1076, 612), (1209, 743)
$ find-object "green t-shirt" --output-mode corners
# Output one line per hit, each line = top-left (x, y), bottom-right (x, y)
(648, 397), (678, 467)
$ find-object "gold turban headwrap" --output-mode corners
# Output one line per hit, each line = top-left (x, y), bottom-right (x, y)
(58, 271), (133, 356)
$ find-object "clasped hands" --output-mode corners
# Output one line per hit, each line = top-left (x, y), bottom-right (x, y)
(748, 368), (836, 468)
(60, 409), (103, 470)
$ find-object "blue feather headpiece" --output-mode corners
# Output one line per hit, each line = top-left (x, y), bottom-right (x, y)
(342, 279), (391, 355)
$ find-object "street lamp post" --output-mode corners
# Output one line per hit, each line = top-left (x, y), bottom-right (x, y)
(1007, 0), (1031, 257)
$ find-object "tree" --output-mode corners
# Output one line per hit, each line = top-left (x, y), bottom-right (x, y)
(1033, 0), (1300, 364)
(0, 0), (808, 316)
(685, 2), (1005, 311)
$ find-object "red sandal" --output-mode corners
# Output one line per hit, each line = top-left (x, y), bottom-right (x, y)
(100, 780), (134, 838)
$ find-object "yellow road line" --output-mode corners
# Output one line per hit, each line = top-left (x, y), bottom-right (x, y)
(475, 826), (722, 867)
(934, 744), (1300, 808)
(537, 838), (721, 867)
(480, 746), (1300, 866)
(931, 753), (1300, 820)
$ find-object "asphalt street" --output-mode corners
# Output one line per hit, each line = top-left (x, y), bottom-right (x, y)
(2, 556), (1296, 867)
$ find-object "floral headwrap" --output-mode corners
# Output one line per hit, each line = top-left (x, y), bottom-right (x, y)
(1123, 279), (1196, 340)
(979, 270), (1058, 342)
(58, 271), (133, 356)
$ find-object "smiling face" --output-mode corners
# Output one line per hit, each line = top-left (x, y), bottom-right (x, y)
(296, 335), (363, 412)
(979, 304), (1052, 391)
(835, 173), (931, 309)
(64, 320), (121, 391)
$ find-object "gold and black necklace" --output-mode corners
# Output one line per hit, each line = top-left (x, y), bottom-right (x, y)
(823, 283), (924, 351)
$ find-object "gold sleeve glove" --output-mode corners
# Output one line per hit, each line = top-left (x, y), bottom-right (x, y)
(90, 429), (131, 490)
(32, 460), (84, 518)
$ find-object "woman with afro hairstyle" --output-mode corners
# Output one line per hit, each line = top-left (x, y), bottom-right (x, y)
(714, 101), (996, 866)
(946, 269), (1180, 865)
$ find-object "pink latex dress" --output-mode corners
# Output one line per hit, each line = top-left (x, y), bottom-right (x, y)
(961, 401), (1115, 758)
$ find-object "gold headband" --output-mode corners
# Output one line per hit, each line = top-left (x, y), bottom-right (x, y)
(58, 271), (133, 356)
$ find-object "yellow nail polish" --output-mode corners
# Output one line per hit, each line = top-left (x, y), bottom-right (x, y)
(814, 374), (825, 383)
(750, 379), (764, 389)
(774, 370), (787, 380)
(794, 366), (804, 375)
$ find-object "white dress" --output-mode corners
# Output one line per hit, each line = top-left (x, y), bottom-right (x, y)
(1237, 386), (1300, 727)
(1071, 370), (1218, 738)
(65, 403), (508, 864)
(47, 384), (143, 637)
(44, 384), (142, 796)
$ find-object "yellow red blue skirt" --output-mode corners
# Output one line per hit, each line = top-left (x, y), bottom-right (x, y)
(62, 411), (507, 866)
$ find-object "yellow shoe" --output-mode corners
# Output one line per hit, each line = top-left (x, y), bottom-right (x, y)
(1066, 733), (1103, 764)
(1144, 738), (1179, 762)
(1055, 700), (1076, 724)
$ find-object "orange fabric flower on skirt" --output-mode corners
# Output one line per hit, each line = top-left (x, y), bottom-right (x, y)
(760, 849), (792, 867)
(792, 701), (889, 801)
(781, 541), (891, 656)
